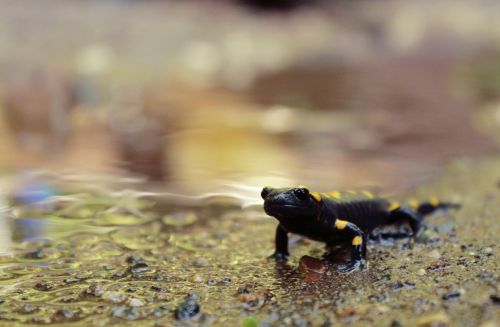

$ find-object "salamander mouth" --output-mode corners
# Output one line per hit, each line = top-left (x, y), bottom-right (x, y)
(263, 203), (306, 216)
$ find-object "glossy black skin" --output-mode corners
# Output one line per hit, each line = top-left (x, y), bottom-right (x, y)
(262, 187), (430, 272)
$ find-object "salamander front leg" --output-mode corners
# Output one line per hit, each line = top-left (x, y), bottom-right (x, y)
(333, 220), (366, 273)
(269, 224), (289, 261)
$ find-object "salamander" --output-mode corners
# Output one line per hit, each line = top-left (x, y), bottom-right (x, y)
(261, 186), (459, 272)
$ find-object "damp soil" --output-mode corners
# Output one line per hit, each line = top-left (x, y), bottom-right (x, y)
(0, 159), (499, 327)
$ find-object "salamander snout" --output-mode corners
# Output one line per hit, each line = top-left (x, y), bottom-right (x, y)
(261, 187), (273, 199)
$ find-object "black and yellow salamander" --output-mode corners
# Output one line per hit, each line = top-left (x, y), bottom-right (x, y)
(261, 186), (459, 273)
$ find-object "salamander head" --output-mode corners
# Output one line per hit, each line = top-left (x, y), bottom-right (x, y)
(261, 186), (321, 221)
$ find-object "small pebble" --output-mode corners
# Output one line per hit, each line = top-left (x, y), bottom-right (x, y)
(126, 256), (145, 264)
(56, 308), (75, 319)
(405, 281), (416, 289)
(60, 296), (79, 303)
(101, 264), (114, 271)
(110, 306), (140, 320)
(392, 281), (415, 291)
(151, 285), (166, 292)
(392, 281), (405, 290)
(483, 247), (493, 255)
(427, 260), (447, 272)
(442, 291), (461, 301)
(155, 293), (169, 301)
(238, 290), (268, 311)
(192, 275), (203, 283)
(428, 250), (441, 259)
(63, 278), (80, 284)
(102, 291), (126, 304)
(174, 294), (200, 320)
(113, 271), (127, 278)
(18, 304), (39, 314)
(23, 248), (46, 259)
(368, 293), (385, 302)
(35, 281), (54, 291)
(193, 258), (210, 268)
(153, 305), (169, 317)
(478, 271), (494, 283)
(129, 298), (145, 307)
(85, 284), (104, 297)
(220, 277), (232, 286)
(129, 262), (150, 274)
(461, 244), (473, 251)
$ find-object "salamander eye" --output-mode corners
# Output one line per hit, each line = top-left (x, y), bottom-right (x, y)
(294, 187), (310, 200)
(261, 187), (273, 199)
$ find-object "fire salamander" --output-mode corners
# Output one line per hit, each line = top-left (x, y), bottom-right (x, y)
(261, 186), (459, 273)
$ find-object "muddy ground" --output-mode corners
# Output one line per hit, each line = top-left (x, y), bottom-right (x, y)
(0, 158), (498, 327)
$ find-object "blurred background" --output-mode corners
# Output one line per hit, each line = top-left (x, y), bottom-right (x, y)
(1, 0), (500, 196)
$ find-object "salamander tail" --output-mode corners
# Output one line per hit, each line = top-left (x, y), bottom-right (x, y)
(415, 198), (461, 216)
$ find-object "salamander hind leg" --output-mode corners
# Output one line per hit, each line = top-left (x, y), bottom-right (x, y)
(388, 205), (424, 237)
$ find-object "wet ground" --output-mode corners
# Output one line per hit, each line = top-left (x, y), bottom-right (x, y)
(0, 158), (498, 327)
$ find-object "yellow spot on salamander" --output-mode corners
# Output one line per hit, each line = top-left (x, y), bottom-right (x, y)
(298, 185), (308, 189)
(388, 202), (400, 211)
(310, 192), (321, 202)
(352, 236), (363, 246)
(408, 198), (419, 209)
(362, 191), (374, 198)
(429, 197), (439, 207)
(347, 190), (357, 195)
(335, 219), (348, 230)
(330, 191), (341, 199)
